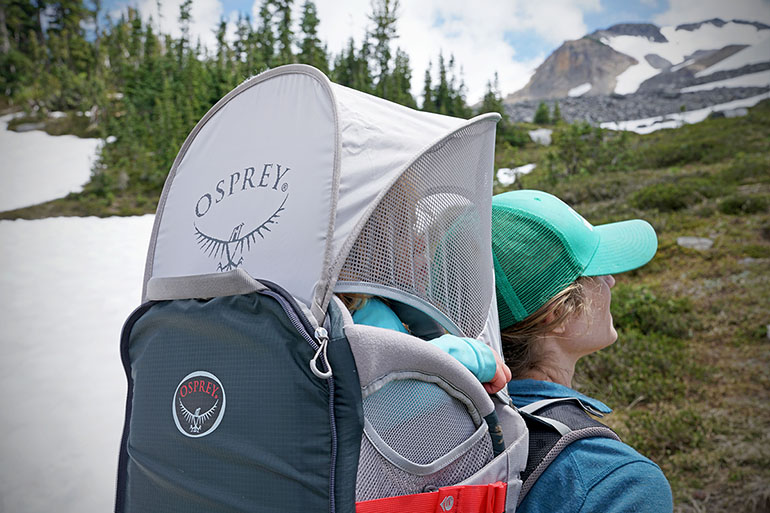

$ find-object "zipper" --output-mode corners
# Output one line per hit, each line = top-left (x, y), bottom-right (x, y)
(258, 288), (338, 513)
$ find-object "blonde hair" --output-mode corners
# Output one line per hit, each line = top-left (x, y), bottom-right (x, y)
(337, 293), (370, 312)
(500, 277), (593, 379)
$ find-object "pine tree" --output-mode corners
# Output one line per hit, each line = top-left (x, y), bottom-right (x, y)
(421, 62), (435, 112)
(255, 0), (275, 68)
(368, 0), (398, 100)
(552, 101), (562, 123)
(298, 0), (328, 74)
(534, 101), (550, 124)
(389, 47), (415, 108)
(273, 0), (294, 65)
(434, 52), (451, 115)
(480, 72), (505, 117)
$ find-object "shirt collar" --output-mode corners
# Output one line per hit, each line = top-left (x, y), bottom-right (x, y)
(506, 379), (612, 414)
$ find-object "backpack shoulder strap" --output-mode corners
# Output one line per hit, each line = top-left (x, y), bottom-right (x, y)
(517, 397), (621, 506)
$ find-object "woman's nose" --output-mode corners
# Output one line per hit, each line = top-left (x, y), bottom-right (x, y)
(605, 275), (616, 288)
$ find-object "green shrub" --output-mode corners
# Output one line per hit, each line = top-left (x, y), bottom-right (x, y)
(719, 195), (769, 215)
(718, 154), (770, 185)
(630, 176), (723, 212)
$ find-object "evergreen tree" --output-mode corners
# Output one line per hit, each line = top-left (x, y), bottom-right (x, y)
(298, 0), (328, 73)
(533, 101), (550, 124)
(421, 61), (435, 112)
(552, 101), (562, 123)
(368, 0), (398, 100)
(434, 52), (451, 115)
(480, 72), (505, 116)
(273, 0), (294, 64)
(255, 0), (275, 68)
(389, 47), (415, 108)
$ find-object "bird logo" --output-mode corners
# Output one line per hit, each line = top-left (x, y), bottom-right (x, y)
(178, 398), (219, 433)
(194, 195), (288, 272)
(173, 372), (226, 438)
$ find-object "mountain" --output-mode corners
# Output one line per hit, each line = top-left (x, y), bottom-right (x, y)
(505, 18), (770, 114)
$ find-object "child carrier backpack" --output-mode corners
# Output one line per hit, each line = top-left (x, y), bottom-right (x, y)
(114, 64), (618, 513)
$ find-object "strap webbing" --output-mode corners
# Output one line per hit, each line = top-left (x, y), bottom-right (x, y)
(356, 482), (507, 513)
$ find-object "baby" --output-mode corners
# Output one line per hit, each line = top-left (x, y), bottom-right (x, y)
(339, 293), (511, 394)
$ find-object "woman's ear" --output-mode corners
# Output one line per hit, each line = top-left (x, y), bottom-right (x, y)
(544, 308), (567, 335)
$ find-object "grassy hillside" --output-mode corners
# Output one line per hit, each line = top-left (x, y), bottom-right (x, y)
(503, 101), (770, 512)
(3, 100), (768, 512)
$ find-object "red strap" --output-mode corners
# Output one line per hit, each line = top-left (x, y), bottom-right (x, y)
(356, 482), (507, 513)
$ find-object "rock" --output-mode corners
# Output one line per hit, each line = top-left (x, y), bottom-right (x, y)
(677, 236), (714, 250)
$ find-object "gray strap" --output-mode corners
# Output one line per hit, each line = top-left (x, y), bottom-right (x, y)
(145, 269), (266, 300)
(518, 426), (621, 506)
(520, 397), (605, 418)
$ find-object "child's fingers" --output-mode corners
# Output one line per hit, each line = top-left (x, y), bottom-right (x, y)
(482, 351), (512, 394)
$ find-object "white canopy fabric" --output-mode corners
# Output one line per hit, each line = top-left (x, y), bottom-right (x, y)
(143, 65), (500, 343)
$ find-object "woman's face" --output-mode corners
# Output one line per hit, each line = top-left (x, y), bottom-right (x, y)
(558, 275), (617, 358)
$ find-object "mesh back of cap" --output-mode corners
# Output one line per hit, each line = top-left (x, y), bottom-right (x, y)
(491, 209), (583, 328)
(338, 122), (495, 337)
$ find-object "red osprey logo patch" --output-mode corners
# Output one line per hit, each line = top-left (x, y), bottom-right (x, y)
(172, 371), (226, 437)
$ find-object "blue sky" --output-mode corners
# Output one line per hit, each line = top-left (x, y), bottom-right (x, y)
(106, 0), (770, 102)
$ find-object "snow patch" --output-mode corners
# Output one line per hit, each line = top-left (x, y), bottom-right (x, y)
(568, 83), (592, 97)
(0, 215), (155, 513)
(528, 128), (552, 145)
(681, 70), (770, 92)
(0, 114), (100, 212)
(600, 91), (770, 134)
(497, 163), (536, 186)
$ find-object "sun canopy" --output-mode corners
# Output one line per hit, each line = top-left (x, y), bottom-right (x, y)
(143, 64), (499, 340)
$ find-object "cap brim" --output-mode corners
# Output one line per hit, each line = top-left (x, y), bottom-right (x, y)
(582, 219), (658, 276)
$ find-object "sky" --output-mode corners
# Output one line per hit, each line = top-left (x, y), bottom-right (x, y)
(104, 0), (770, 103)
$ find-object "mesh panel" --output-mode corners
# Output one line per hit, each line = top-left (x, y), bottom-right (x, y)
(338, 122), (496, 337)
(491, 209), (583, 328)
(356, 378), (494, 501)
(363, 380), (478, 464)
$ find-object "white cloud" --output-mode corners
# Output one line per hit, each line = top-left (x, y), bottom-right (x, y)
(654, 0), (770, 26)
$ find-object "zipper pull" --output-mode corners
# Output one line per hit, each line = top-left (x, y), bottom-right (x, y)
(310, 326), (333, 379)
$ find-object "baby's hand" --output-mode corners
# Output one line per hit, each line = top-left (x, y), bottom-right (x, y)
(483, 350), (512, 394)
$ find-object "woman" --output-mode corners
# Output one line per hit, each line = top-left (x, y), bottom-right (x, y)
(491, 190), (673, 513)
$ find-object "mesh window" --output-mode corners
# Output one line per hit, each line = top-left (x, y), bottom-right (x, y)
(356, 379), (493, 501)
(338, 122), (496, 337)
(491, 209), (583, 327)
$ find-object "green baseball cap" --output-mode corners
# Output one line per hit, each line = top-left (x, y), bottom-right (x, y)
(491, 190), (657, 329)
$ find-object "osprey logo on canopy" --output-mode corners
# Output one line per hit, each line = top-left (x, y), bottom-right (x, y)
(193, 163), (291, 272)
(173, 371), (226, 438)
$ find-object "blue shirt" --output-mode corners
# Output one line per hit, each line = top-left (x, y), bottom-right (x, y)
(508, 379), (673, 513)
(351, 298), (497, 382)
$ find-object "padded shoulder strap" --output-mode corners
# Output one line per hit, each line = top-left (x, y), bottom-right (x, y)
(517, 398), (621, 506)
